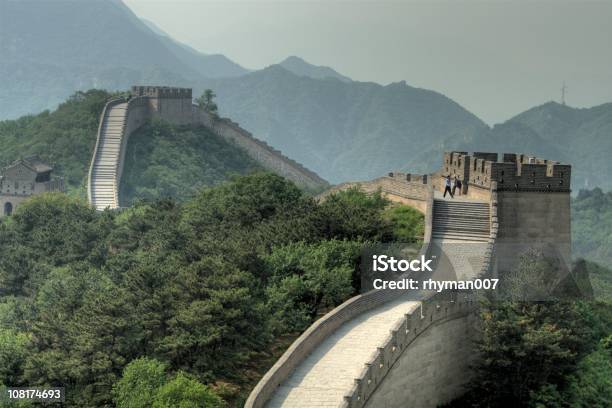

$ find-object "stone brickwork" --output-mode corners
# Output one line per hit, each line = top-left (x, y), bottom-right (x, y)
(193, 109), (327, 190)
(132, 86), (194, 125)
(495, 190), (571, 271)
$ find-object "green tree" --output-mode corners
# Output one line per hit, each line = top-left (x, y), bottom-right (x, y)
(113, 357), (168, 408)
(563, 335), (612, 408)
(0, 329), (29, 385)
(152, 372), (223, 408)
(264, 240), (361, 333)
(384, 204), (424, 242)
(195, 89), (218, 115)
(463, 254), (591, 407)
(317, 187), (392, 241)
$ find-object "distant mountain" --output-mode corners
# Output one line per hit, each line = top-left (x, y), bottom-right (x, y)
(485, 102), (612, 190)
(0, 0), (247, 119)
(141, 18), (250, 79)
(199, 66), (489, 183)
(278, 56), (351, 82)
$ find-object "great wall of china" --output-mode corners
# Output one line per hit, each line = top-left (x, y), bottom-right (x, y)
(87, 86), (328, 210)
(86, 89), (572, 407)
(246, 152), (572, 408)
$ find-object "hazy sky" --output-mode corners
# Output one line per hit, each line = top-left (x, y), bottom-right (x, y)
(123, 0), (612, 124)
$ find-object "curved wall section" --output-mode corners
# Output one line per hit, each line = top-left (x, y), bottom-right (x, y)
(88, 87), (329, 211)
(245, 186), (435, 408)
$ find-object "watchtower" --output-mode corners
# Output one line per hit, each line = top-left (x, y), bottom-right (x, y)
(442, 151), (572, 271)
(131, 86), (193, 125)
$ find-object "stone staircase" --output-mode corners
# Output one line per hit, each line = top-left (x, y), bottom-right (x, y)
(432, 200), (490, 242)
(89, 102), (128, 210)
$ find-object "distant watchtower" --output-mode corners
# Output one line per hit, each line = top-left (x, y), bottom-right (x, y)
(0, 156), (64, 216)
(131, 86), (193, 125)
(442, 151), (572, 271)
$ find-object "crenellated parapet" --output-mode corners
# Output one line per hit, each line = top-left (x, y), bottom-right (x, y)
(131, 86), (192, 99)
(443, 151), (571, 193)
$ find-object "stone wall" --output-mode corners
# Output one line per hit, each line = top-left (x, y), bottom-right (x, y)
(341, 291), (478, 408)
(443, 151), (571, 193)
(495, 190), (572, 271)
(116, 97), (150, 197)
(192, 107), (327, 190)
(363, 312), (477, 408)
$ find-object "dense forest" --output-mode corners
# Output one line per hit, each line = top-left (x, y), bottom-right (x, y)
(0, 174), (423, 407)
(446, 253), (612, 408)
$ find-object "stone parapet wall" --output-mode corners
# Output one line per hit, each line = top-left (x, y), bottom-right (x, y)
(350, 291), (478, 408)
(131, 86), (192, 99)
(192, 107), (327, 190)
(116, 97), (151, 202)
(443, 151), (571, 193)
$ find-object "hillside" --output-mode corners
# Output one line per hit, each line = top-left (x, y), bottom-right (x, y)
(0, 90), (109, 193)
(499, 102), (612, 190)
(0, 91), (263, 200)
(119, 121), (262, 205)
(0, 0), (247, 119)
(199, 66), (490, 183)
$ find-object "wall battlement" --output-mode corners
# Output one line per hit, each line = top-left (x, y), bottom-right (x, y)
(443, 151), (571, 192)
(131, 86), (192, 99)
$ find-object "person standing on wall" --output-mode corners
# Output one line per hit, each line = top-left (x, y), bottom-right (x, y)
(444, 175), (454, 198)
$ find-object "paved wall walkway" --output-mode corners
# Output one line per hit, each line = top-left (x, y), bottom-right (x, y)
(267, 297), (421, 407)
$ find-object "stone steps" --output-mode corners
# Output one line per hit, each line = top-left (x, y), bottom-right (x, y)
(432, 200), (490, 242)
(89, 101), (128, 210)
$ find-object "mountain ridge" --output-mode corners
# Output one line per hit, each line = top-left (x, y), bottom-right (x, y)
(278, 56), (352, 82)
